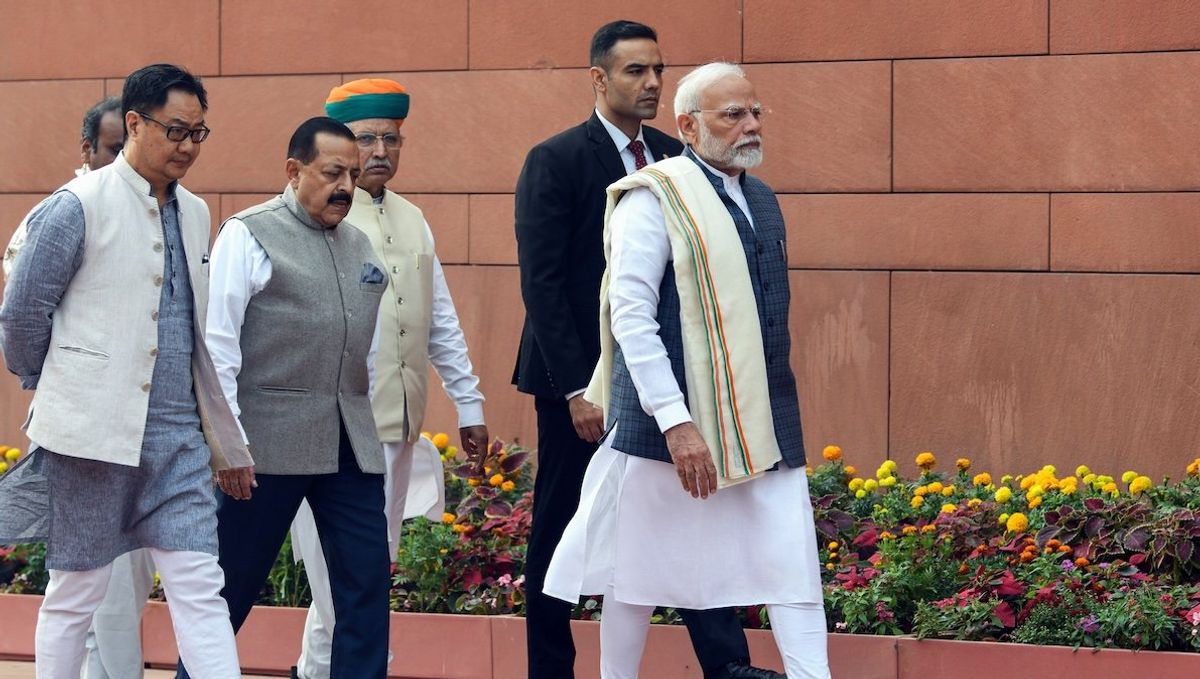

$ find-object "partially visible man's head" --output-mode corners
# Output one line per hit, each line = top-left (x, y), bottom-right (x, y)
(325, 79), (411, 198)
(80, 97), (123, 170)
(589, 20), (663, 124)
(286, 117), (360, 228)
(674, 63), (764, 174)
(121, 64), (209, 186)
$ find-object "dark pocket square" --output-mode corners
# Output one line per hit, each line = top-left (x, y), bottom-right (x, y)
(361, 263), (386, 284)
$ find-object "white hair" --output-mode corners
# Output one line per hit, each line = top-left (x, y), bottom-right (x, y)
(673, 62), (748, 121)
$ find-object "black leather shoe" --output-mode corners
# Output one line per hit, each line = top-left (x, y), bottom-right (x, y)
(713, 660), (787, 679)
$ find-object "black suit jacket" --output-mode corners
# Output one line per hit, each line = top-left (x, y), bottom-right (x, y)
(512, 112), (684, 399)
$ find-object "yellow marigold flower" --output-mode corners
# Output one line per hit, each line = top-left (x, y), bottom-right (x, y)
(855, 489), (868, 499)
(806, 466), (814, 476)
(880, 531), (896, 540)
(467, 478), (481, 487)
(973, 472), (992, 487)
(0, 461), (7, 474)
(828, 541), (839, 550)
(967, 498), (983, 508)
(452, 523), (468, 533)
(1121, 470), (1138, 484)
(1129, 476), (1152, 494)
(863, 479), (879, 492)
(439, 548), (449, 555)
(1102, 482), (1118, 494)
(1019, 476), (1036, 490)
(826, 563), (836, 571)
(1028, 496), (1043, 509)
(1083, 473), (1097, 485)
(927, 481), (944, 494)
(940, 503), (957, 514)
(942, 486), (955, 497)
(1041, 464), (1057, 475)
(1186, 459), (1199, 476)
(1027, 485), (1044, 499)
(1000, 474), (1013, 484)
(995, 487), (1013, 503)
(822, 445), (843, 462)
(844, 465), (858, 476)
(902, 525), (918, 536)
(998, 513), (1010, 525)
(489, 473), (504, 487)
(1005, 512), (1029, 533)
(882, 459), (898, 473)
(879, 476), (897, 488)
(915, 452), (937, 470)
(849, 478), (865, 492)
(911, 495), (925, 509)
(441, 512), (456, 524)
(3, 448), (18, 462)
(956, 457), (971, 471)
(921, 524), (937, 534)
(1075, 464), (1090, 477)
(431, 432), (451, 450)
(501, 480), (516, 492)
(914, 486), (928, 497)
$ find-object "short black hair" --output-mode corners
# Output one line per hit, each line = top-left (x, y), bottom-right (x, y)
(81, 96), (121, 147)
(590, 20), (657, 71)
(287, 117), (356, 163)
(121, 63), (208, 121)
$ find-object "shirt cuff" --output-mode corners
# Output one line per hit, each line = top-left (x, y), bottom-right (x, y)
(653, 402), (692, 434)
(564, 388), (587, 401)
(456, 400), (485, 429)
(19, 374), (39, 390)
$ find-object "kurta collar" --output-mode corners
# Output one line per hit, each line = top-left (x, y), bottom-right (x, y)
(110, 151), (179, 202)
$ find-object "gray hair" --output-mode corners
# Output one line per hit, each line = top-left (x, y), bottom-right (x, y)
(673, 62), (748, 125)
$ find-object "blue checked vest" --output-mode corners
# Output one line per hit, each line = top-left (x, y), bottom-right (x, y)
(607, 149), (806, 468)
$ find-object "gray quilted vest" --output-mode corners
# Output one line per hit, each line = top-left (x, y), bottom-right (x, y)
(232, 185), (386, 475)
(607, 149), (806, 469)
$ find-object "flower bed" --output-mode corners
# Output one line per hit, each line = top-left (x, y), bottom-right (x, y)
(3, 437), (1200, 655)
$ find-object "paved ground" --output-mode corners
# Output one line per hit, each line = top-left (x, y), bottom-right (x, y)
(0, 661), (278, 678)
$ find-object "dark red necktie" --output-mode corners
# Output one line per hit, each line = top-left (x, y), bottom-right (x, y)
(628, 140), (648, 170)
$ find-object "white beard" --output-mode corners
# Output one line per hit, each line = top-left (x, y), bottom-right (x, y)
(696, 123), (763, 170)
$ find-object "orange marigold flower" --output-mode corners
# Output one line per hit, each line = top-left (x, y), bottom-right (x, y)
(822, 445), (843, 462)
(431, 432), (451, 450)
(1074, 557), (1090, 568)
(956, 457), (971, 471)
(902, 525), (918, 536)
(1058, 545), (1073, 554)
(489, 474), (504, 487)
(844, 465), (858, 476)
(915, 452), (937, 470)
(973, 472), (992, 487)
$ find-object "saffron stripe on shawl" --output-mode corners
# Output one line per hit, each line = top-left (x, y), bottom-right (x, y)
(643, 169), (755, 476)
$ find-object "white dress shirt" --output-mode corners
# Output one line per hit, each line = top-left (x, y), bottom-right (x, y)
(606, 153), (752, 433)
(206, 215), (482, 442)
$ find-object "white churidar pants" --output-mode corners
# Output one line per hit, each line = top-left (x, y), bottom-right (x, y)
(36, 549), (239, 679)
(81, 548), (156, 679)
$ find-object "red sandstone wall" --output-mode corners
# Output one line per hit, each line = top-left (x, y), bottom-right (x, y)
(1, 1), (1198, 481)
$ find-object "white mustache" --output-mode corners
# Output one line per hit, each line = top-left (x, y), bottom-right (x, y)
(735, 135), (762, 149)
(365, 159), (392, 171)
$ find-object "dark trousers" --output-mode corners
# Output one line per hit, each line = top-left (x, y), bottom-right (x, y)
(177, 426), (390, 679)
(524, 397), (750, 678)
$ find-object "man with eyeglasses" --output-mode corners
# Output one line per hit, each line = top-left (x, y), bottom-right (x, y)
(514, 20), (775, 679)
(0, 63), (250, 678)
(279, 78), (489, 679)
(546, 62), (831, 679)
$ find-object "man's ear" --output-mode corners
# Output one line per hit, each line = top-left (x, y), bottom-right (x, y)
(285, 158), (302, 187)
(589, 66), (607, 95)
(124, 110), (141, 140)
(677, 113), (699, 147)
(80, 138), (92, 166)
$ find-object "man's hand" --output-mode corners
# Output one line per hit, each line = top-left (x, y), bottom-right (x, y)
(568, 394), (605, 443)
(460, 424), (490, 476)
(665, 422), (718, 499)
(217, 465), (257, 500)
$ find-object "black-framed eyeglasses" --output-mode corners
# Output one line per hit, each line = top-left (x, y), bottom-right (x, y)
(135, 111), (211, 143)
(688, 105), (767, 125)
(354, 133), (401, 149)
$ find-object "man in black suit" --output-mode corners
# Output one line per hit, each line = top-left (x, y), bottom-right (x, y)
(513, 20), (783, 679)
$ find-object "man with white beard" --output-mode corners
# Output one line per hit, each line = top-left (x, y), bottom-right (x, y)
(545, 62), (832, 678)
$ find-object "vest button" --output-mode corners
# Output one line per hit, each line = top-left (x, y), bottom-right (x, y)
(150, 348), (159, 356)
(153, 275), (163, 286)
(397, 297), (404, 305)
(345, 311), (353, 319)
(392, 266), (399, 274)
(141, 383), (151, 392)
(339, 272), (345, 279)
(386, 236), (394, 244)
(148, 208), (158, 217)
(399, 329), (407, 336)
(343, 351), (349, 358)
(400, 360), (407, 368)
(153, 243), (163, 253)
(151, 310), (159, 321)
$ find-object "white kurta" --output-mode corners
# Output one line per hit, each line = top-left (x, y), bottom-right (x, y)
(544, 161), (823, 609)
